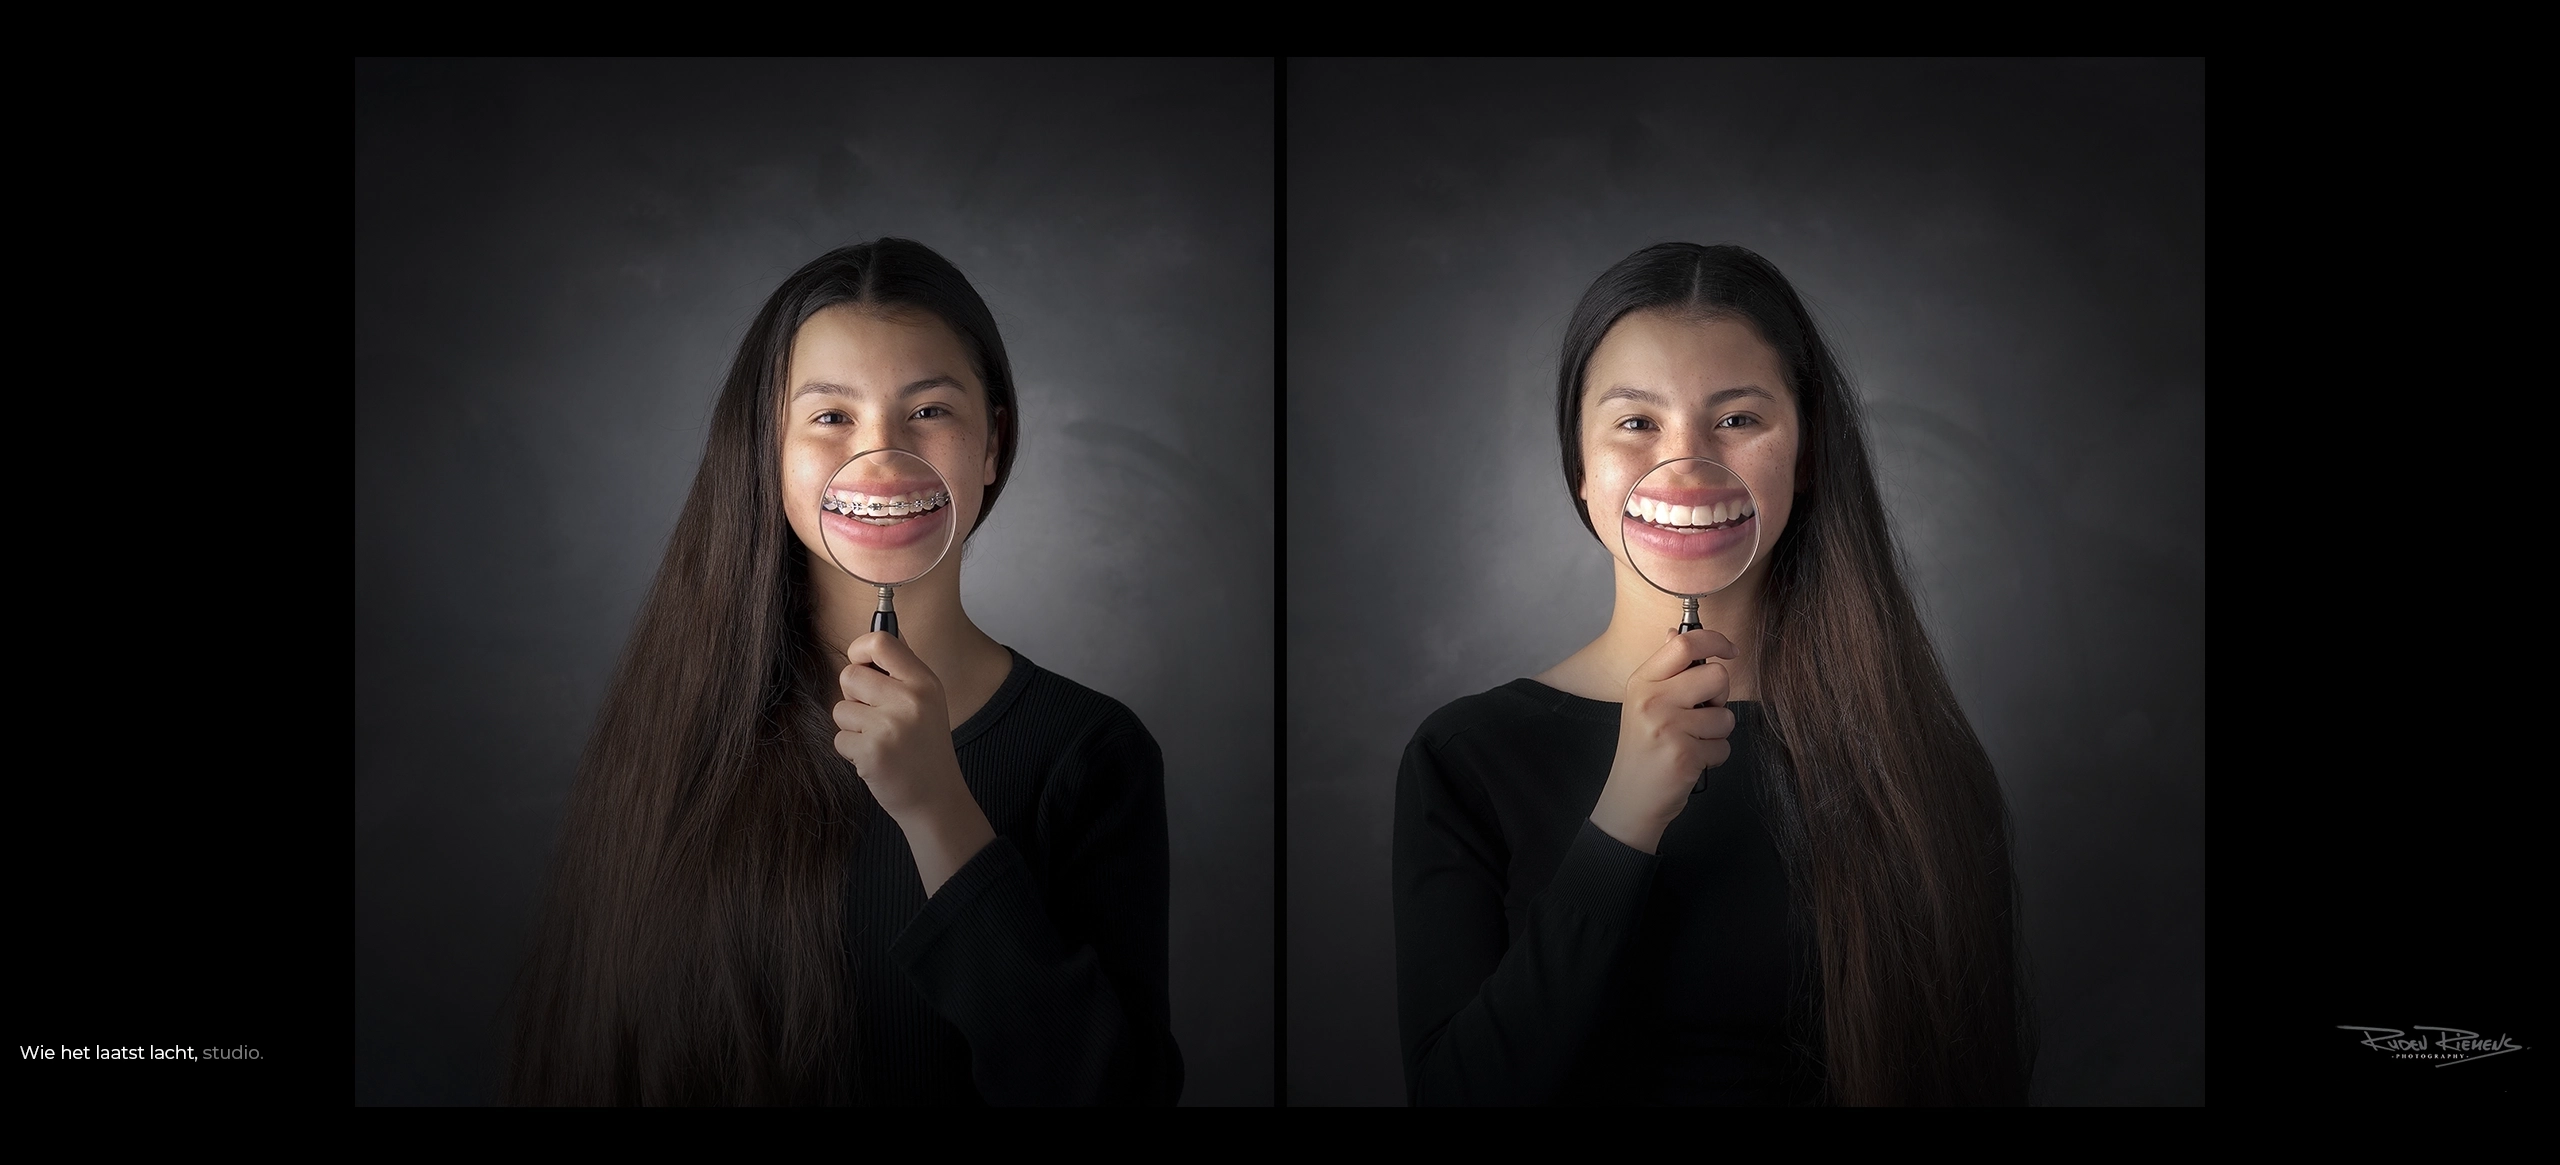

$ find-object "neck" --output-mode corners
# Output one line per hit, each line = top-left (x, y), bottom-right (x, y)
(806, 552), (1009, 728)
(1538, 553), (1765, 703)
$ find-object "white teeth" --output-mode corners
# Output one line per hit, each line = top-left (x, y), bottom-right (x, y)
(1627, 495), (1756, 529)
(823, 488), (950, 519)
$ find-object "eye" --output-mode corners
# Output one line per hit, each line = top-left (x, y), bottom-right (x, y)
(1616, 416), (1657, 432)
(1716, 414), (1758, 429)
(911, 404), (953, 421)
(814, 410), (848, 425)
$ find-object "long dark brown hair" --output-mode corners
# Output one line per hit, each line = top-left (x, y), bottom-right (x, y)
(1558, 242), (2034, 1105)
(503, 239), (1019, 1105)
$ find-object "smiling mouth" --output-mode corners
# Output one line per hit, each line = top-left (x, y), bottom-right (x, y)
(822, 487), (951, 525)
(1623, 493), (1756, 534)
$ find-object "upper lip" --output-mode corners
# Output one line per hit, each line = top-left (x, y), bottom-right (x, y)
(1628, 485), (1751, 508)
(827, 478), (947, 499)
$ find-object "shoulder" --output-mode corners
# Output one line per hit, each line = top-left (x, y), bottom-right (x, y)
(1407, 679), (1574, 759)
(993, 652), (1158, 762)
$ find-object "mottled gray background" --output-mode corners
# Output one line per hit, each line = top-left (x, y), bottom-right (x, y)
(355, 59), (1274, 1105)
(1286, 59), (2204, 1105)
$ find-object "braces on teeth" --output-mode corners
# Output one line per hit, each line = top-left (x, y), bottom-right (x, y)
(1625, 496), (1756, 530)
(823, 488), (951, 522)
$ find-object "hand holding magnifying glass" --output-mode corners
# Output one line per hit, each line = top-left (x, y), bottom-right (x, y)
(815, 447), (992, 892)
(1590, 457), (1764, 851)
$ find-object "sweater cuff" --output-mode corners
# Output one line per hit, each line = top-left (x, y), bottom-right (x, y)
(889, 835), (1069, 991)
(1545, 817), (1659, 931)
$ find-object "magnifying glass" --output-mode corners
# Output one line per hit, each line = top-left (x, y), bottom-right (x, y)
(817, 448), (957, 640)
(1617, 456), (1762, 636)
(1620, 456), (1761, 793)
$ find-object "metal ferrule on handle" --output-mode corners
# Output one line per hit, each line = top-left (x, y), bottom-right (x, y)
(871, 585), (899, 639)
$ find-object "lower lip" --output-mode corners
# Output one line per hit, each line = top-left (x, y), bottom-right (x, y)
(1622, 511), (1756, 562)
(821, 501), (951, 553)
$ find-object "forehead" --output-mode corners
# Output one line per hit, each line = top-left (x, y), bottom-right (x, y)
(785, 304), (979, 393)
(1584, 311), (1788, 404)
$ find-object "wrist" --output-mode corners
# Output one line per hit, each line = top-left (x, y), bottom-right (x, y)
(1589, 786), (1673, 855)
(930, 789), (995, 854)
(884, 777), (981, 842)
(892, 782), (996, 896)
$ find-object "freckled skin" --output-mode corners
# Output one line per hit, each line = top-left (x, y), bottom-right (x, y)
(1535, 311), (1805, 854)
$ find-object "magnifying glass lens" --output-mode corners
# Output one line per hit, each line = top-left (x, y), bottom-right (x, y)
(818, 448), (957, 590)
(1619, 457), (1761, 601)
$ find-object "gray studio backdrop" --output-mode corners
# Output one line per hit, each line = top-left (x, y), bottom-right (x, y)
(1286, 59), (2204, 1105)
(356, 59), (1274, 1105)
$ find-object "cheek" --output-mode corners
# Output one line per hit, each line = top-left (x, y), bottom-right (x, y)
(781, 443), (836, 538)
(783, 452), (821, 508)
(1747, 438), (1798, 529)
(1581, 442), (1626, 502)
(1584, 470), (1637, 535)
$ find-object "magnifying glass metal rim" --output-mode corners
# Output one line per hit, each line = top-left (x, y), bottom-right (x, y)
(1616, 455), (1762, 633)
(818, 447), (958, 639)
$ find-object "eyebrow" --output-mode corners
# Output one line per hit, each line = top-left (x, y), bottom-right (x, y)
(791, 375), (967, 401)
(1594, 383), (1776, 408)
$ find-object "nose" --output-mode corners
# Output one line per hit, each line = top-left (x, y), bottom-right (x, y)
(848, 409), (912, 457)
(1661, 453), (1716, 480)
(1658, 423), (1717, 464)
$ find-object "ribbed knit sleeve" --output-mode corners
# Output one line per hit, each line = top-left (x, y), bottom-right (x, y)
(1394, 725), (1658, 1106)
(889, 716), (1181, 1106)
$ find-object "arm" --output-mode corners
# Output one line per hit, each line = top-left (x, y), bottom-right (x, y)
(888, 723), (1182, 1106)
(1394, 633), (1739, 1104)
(1393, 730), (1658, 1106)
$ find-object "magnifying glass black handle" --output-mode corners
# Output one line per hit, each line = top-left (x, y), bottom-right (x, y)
(864, 588), (899, 673)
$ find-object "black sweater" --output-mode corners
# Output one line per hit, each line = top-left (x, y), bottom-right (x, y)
(845, 648), (1182, 1105)
(1393, 680), (1823, 1106)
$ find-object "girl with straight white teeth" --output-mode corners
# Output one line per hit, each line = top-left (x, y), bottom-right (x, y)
(507, 238), (1181, 1107)
(1393, 243), (2032, 1107)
